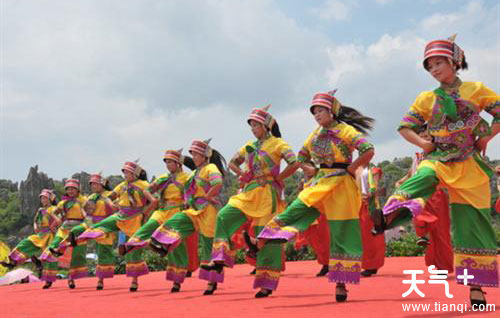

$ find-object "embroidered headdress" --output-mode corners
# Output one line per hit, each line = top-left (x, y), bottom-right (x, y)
(423, 34), (465, 70)
(310, 89), (341, 116)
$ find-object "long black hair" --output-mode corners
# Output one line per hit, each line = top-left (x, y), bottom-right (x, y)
(138, 169), (148, 181)
(209, 149), (227, 177)
(102, 179), (112, 191)
(336, 105), (374, 135)
(183, 156), (196, 171)
(270, 122), (281, 138)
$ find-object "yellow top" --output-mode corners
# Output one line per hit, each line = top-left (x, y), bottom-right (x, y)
(35, 205), (57, 228)
(149, 171), (189, 208)
(86, 190), (113, 218)
(298, 121), (373, 165)
(112, 180), (150, 208)
(399, 80), (499, 162)
(236, 136), (296, 181)
(228, 136), (296, 218)
(57, 194), (87, 220)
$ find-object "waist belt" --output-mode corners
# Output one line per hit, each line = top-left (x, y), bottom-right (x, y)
(320, 163), (349, 169)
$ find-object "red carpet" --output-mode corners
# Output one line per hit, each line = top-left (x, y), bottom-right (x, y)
(2, 257), (498, 317)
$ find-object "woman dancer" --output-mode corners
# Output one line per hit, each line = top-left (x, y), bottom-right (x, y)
(375, 35), (499, 305)
(257, 90), (375, 301)
(1, 189), (59, 284)
(123, 149), (199, 292)
(150, 139), (226, 295)
(40, 179), (88, 289)
(77, 162), (157, 292)
(202, 105), (299, 297)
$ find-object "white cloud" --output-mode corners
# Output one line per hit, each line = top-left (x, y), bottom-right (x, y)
(2, 0), (499, 182)
(312, 0), (355, 22)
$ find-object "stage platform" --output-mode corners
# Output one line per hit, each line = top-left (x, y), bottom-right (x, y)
(2, 257), (498, 317)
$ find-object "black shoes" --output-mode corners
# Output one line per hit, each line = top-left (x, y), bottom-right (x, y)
(129, 281), (138, 292)
(316, 265), (329, 277)
(68, 279), (75, 289)
(335, 283), (348, 302)
(49, 247), (63, 257)
(470, 287), (487, 306)
(96, 280), (104, 290)
(255, 288), (273, 298)
(249, 268), (256, 275)
(361, 269), (378, 277)
(203, 282), (217, 295)
(42, 282), (52, 289)
(171, 283), (181, 293)
(186, 271), (192, 277)
(149, 238), (168, 257)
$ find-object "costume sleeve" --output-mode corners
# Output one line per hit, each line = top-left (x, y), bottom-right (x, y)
(398, 91), (435, 132)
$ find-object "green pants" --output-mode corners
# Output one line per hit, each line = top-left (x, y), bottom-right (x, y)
(258, 198), (363, 285)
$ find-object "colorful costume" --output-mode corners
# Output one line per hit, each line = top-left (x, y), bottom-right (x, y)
(210, 105), (297, 291)
(77, 163), (150, 278)
(40, 180), (88, 282)
(359, 167), (385, 271)
(126, 149), (199, 280)
(152, 140), (224, 284)
(382, 36), (499, 287)
(57, 174), (117, 279)
(258, 91), (374, 287)
(7, 190), (57, 268)
(407, 153), (454, 272)
(294, 177), (330, 269)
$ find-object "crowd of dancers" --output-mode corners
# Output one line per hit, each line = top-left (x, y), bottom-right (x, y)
(2, 35), (499, 306)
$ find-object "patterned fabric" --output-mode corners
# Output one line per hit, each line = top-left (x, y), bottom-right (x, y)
(122, 161), (142, 176)
(163, 149), (184, 164)
(112, 180), (149, 212)
(189, 139), (212, 157)
(86, 191), (114, 223)
(423, 35), (464, 70)
(148, 171), (189, 209)
(89, 173), (106, 186)
(233, 135), (296, 207)
(298, 121), (373, 165)
(64, 178), (79, 189)
(310, 90), (341, 116)
(398, 80), (499, 162)
(248, 104), (275, 129)
(184, 163), (222, 211)
(56, 195), (87, 227)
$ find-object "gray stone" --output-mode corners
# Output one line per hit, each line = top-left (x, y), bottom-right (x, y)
(19, 166), (55, 221)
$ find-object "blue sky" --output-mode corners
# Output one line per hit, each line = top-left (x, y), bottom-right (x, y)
(1, 0), (499, 181)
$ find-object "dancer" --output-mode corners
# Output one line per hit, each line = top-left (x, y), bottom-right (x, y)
(77, 162), (157, 292)
(150, 139), (226, 295)
(202, 105), (299, 297)
(1, 189), (59, 282)
(56, 173), (117, 290)
(40, 179), (88, 289)
(258, 90), (375, 301)
(376, 35), (499, 306)
(123, 149), (199, 292)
